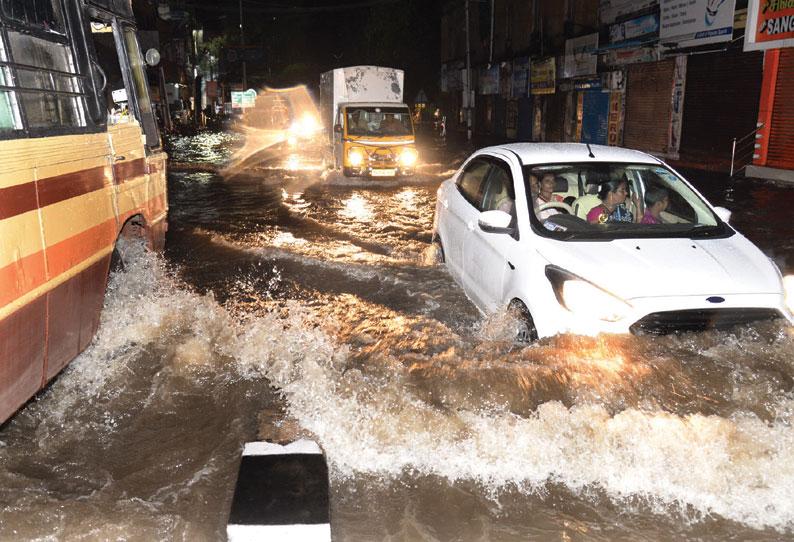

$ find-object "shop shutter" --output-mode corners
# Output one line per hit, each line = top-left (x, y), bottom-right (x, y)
(546, 92), (566, 142)
(767, 49), (794, 170)
(680, 48), (764, 161)
(624, 60), (675, 154)
(516, 97), (532, 140)
(581, 91), (610, 145)
(495, 96), (507, 138)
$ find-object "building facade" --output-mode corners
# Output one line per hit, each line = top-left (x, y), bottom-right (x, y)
(440, 0), (794, 179)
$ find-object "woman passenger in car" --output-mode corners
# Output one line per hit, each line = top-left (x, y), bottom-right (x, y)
(586, 178), (641, 223)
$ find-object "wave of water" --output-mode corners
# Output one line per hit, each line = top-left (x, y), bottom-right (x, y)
(62, 246), (794, 534)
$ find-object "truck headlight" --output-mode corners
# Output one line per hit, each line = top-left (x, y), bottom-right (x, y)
(347, 147), (366, 166)
(546, 265), (631, 322)
(400, 148), (418, 167)
(784, 275), (794, 314)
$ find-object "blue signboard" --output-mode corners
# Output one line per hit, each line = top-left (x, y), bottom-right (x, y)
(512, 57), (530, 98)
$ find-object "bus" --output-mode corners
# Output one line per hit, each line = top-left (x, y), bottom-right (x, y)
(0, 0), (167, 424)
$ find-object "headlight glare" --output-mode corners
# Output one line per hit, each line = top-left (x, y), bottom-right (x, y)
(400, 148), (418, 167)
(348, 147), (366, 166)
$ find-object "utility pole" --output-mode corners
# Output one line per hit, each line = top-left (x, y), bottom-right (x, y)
(464, 0), (473, 142)
(239, 0), (247, 89)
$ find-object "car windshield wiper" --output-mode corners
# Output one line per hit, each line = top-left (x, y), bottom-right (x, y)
(683, 224), (725, 237)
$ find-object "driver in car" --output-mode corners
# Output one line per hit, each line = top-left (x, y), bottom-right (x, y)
(536, 174), (564, 220)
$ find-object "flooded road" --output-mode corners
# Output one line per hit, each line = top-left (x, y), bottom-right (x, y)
(2, 131), (794, 541)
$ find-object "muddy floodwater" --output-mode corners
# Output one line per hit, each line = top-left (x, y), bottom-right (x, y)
(2, 131), (794, 541)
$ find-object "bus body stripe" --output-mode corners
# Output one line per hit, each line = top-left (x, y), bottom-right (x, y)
(46, 218), (118, 278)
(113, 157), (147, 185)
(0, 189), (164, 314)
(0, 250), (47, 308)
(0, 158), (162, 223)
(0, 182), (38, 221)
(37, 165), (113, 208)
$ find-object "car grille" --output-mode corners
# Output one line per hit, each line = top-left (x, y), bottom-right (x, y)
(629, 308), (783, 335)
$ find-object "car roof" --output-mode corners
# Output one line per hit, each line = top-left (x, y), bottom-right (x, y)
(477, 142), (663, 166)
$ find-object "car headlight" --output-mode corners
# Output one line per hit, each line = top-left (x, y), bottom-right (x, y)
(400, 148), (418, 167)
(546, 265), (632, 322)
(784, 275), (794, 314)
(347, 147), (366, 166)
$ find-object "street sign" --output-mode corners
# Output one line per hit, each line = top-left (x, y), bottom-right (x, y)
(231, 89), (257, 108)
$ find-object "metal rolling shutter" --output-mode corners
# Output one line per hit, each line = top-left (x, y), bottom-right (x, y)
(581, 91), (610, 145)
(624, 60), (675, 153)
(680, 49), (764, 160)
(546, 92), (566, 142)
(768, 49), (794, 170)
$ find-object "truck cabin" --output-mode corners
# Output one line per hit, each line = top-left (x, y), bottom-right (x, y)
(344, 106), (413, 137)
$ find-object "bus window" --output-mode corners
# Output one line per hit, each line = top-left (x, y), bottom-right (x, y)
(88, 18), (125, 123)
(87, 18), (159, 149)
(0, 44), (22, 131)
(122, 26), (159, 149)
(0, 0), (87, 134)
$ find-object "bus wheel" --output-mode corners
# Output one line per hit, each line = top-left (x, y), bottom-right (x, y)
(111, 216), (148, 273)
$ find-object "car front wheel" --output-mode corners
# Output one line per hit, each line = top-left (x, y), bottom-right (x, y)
(509, 300), (538, 343)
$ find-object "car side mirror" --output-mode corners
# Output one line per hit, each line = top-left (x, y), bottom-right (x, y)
(713, 206), (731, 223)
(334, 124), (343, 133)
(478, 209), (514, 235)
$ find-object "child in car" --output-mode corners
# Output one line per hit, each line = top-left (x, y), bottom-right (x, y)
(641, 187), (669, 224)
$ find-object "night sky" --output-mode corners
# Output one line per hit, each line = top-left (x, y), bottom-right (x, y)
(184, 0), (442, 103)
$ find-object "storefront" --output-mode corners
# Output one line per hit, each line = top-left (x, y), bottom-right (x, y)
(679, 48), (765, 164)
(760, 49), (794, 170)
(623, 59), (676, 154)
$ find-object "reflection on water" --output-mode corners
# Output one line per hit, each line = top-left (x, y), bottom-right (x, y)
(2, 133), (794, 540)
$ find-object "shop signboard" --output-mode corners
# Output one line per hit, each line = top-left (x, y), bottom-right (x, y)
(479, 64), (500, 95)
(564, 33), (599, 78)
(512, 57), (530, 98)
(531, 58), (556, 95)
(660, 0), (735, 47)
(744, 0), (794, 50)
(206, 81), (218, 99)
(607, 92), (622, 146)
(600, 0), (658, 25)
(609, 12), (660, 43)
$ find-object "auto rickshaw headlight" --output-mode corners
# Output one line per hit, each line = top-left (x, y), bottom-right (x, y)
(400, 148), (418, 167)
(348, 147), (366, 166)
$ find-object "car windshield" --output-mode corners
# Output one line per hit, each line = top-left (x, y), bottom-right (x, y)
(523, 162), (731, 240)
(345, 106), (413, 136)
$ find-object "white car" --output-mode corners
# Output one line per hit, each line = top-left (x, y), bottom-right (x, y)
(433, 143), (794, 340)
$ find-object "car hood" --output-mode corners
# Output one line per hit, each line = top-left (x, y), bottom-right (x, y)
(536, 234), (782, 300)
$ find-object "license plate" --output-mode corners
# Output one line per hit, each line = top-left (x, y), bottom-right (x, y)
(371, 169), (395, 177)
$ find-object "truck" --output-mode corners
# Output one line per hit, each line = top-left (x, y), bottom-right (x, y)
(319, 66), (418, 178)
